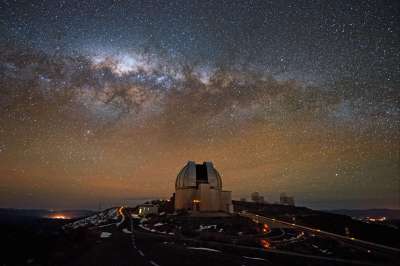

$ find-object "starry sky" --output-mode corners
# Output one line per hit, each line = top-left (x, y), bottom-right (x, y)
(0, 0), (399, 210)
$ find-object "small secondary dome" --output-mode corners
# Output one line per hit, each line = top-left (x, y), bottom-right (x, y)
(175, 161), (222, 190)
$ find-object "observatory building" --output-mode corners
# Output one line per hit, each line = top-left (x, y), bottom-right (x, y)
(175, 161), (233, 213)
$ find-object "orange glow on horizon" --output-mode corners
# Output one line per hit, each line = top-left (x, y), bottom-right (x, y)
(48, 214), (69, 219)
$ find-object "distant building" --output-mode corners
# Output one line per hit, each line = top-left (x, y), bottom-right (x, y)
(175, 161), (233, 213)
(251, 192), (265, 203)
(280, 193), (295, 206)
(259, 196), (265, 203)
(251, 192), (260, 202)
(138, 204), (158, 216)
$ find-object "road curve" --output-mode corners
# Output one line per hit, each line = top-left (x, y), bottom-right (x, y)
(239, 211), (400, 255)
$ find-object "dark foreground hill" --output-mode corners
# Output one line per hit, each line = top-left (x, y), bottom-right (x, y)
(233, 201), (400, 248)
(1, 206), (399, 266)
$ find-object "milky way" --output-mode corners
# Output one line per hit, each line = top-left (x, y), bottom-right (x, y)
(0, 0), (399, 209)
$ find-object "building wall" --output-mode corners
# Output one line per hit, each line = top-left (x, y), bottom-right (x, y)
(175, 188), (197, 210)
(220, 190), (233, 213)
(138, 205), (158, 216)
(175, 186), (232, 212)
(199, 183), (220, 211)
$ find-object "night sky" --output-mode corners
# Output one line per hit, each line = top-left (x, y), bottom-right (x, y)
(0, 0), (399, 210)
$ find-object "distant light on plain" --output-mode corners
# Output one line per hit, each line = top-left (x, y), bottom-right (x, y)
(47, 214), (70, 219)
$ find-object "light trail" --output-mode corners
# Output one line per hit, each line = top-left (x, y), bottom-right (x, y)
(239, 211), (400, 254)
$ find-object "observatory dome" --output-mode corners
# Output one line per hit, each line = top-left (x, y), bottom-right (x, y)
(175, 161), (222, 190)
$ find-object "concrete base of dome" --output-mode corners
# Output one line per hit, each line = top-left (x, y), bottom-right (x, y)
(175, 183), (232, 213)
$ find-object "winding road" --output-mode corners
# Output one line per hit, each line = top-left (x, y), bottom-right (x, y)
(239, 211), (400, 255)
(63, 207), (398, 266)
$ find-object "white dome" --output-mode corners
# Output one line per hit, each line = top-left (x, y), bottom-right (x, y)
(175, 161), (222, 190)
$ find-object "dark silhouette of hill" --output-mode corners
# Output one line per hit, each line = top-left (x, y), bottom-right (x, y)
(233, 201), (400, 248)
